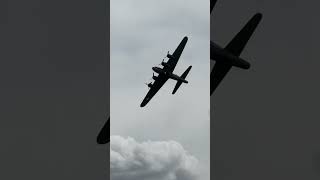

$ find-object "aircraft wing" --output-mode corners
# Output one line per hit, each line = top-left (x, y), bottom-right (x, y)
(164, 36), (188, 73)
(97, 117), (110, 144)
(210, 13), (262, 95)
(210, 61), (232, 95)
(224, 13), (262, 57)
(211, 0), (217, 14)
(140, 74), (169, 107)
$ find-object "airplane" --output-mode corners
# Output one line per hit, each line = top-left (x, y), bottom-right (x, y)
(96, 115), (109, 144)
(140, 36), (192, 107)
(210, 0), (262, 95)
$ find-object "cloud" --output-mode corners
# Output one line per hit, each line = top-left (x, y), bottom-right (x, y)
(110, 135), (199, 180)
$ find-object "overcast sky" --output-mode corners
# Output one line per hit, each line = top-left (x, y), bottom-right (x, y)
(110, 0), (209, 180)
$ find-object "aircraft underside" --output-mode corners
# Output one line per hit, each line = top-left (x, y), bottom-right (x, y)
(140, 36), (191, 107)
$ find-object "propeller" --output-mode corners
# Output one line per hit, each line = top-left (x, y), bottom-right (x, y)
(159, 59), (165, 66)
(148, 74), (154, 81)
(145, 78), (153, 85)
(145, 81), (153, 88)
(166, 51), (173, 59)
(164, 51), (170, 58)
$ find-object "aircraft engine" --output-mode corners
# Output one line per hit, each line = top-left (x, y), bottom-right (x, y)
(152, 73), (158, 80)
(167, 54), (174, 59)
(161, 61), (168, 67)
(166, 51), (174, 59)
(152, 76), (158, 80)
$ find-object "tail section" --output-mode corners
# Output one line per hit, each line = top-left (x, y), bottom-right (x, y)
(225, 13), (263, 57)
(210, 12), (263, 95)
(172, 66), (192, 94)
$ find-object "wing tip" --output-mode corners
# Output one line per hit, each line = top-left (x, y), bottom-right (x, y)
(183, 36), (188, 41)
(253, 13), (263, 22)
(140, 102), (146, 107)
(96, 118), (110, 144)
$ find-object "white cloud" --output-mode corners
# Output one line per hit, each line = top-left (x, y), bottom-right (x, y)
(110, 135), (199, 180)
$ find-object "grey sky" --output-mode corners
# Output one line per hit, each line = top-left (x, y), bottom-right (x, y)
(110, 0), (209, 179)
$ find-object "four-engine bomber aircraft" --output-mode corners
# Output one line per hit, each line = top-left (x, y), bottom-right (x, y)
(140, 36), (192, 107)
(210, 0), (262, 95)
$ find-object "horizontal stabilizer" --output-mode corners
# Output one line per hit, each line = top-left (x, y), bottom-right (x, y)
(172, 66), (192, 94)
(225, 13), (262, 57)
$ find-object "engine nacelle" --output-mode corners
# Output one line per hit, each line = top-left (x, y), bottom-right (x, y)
(161, 61), (168, 67)
(147, 83), (153, 88)
(167, 54), (174, 59)
(152, 66), (166, 75)
(152, 76), (158, 80)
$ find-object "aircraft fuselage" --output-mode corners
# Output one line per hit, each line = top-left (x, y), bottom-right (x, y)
(152, 66), (188, 83)
(211, 42), (250, 69)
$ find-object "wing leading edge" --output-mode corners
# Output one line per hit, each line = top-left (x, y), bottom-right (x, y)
(140, 74), (169, 107)
(224, 13), (262, 56)
(165, 36), (188, 72)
